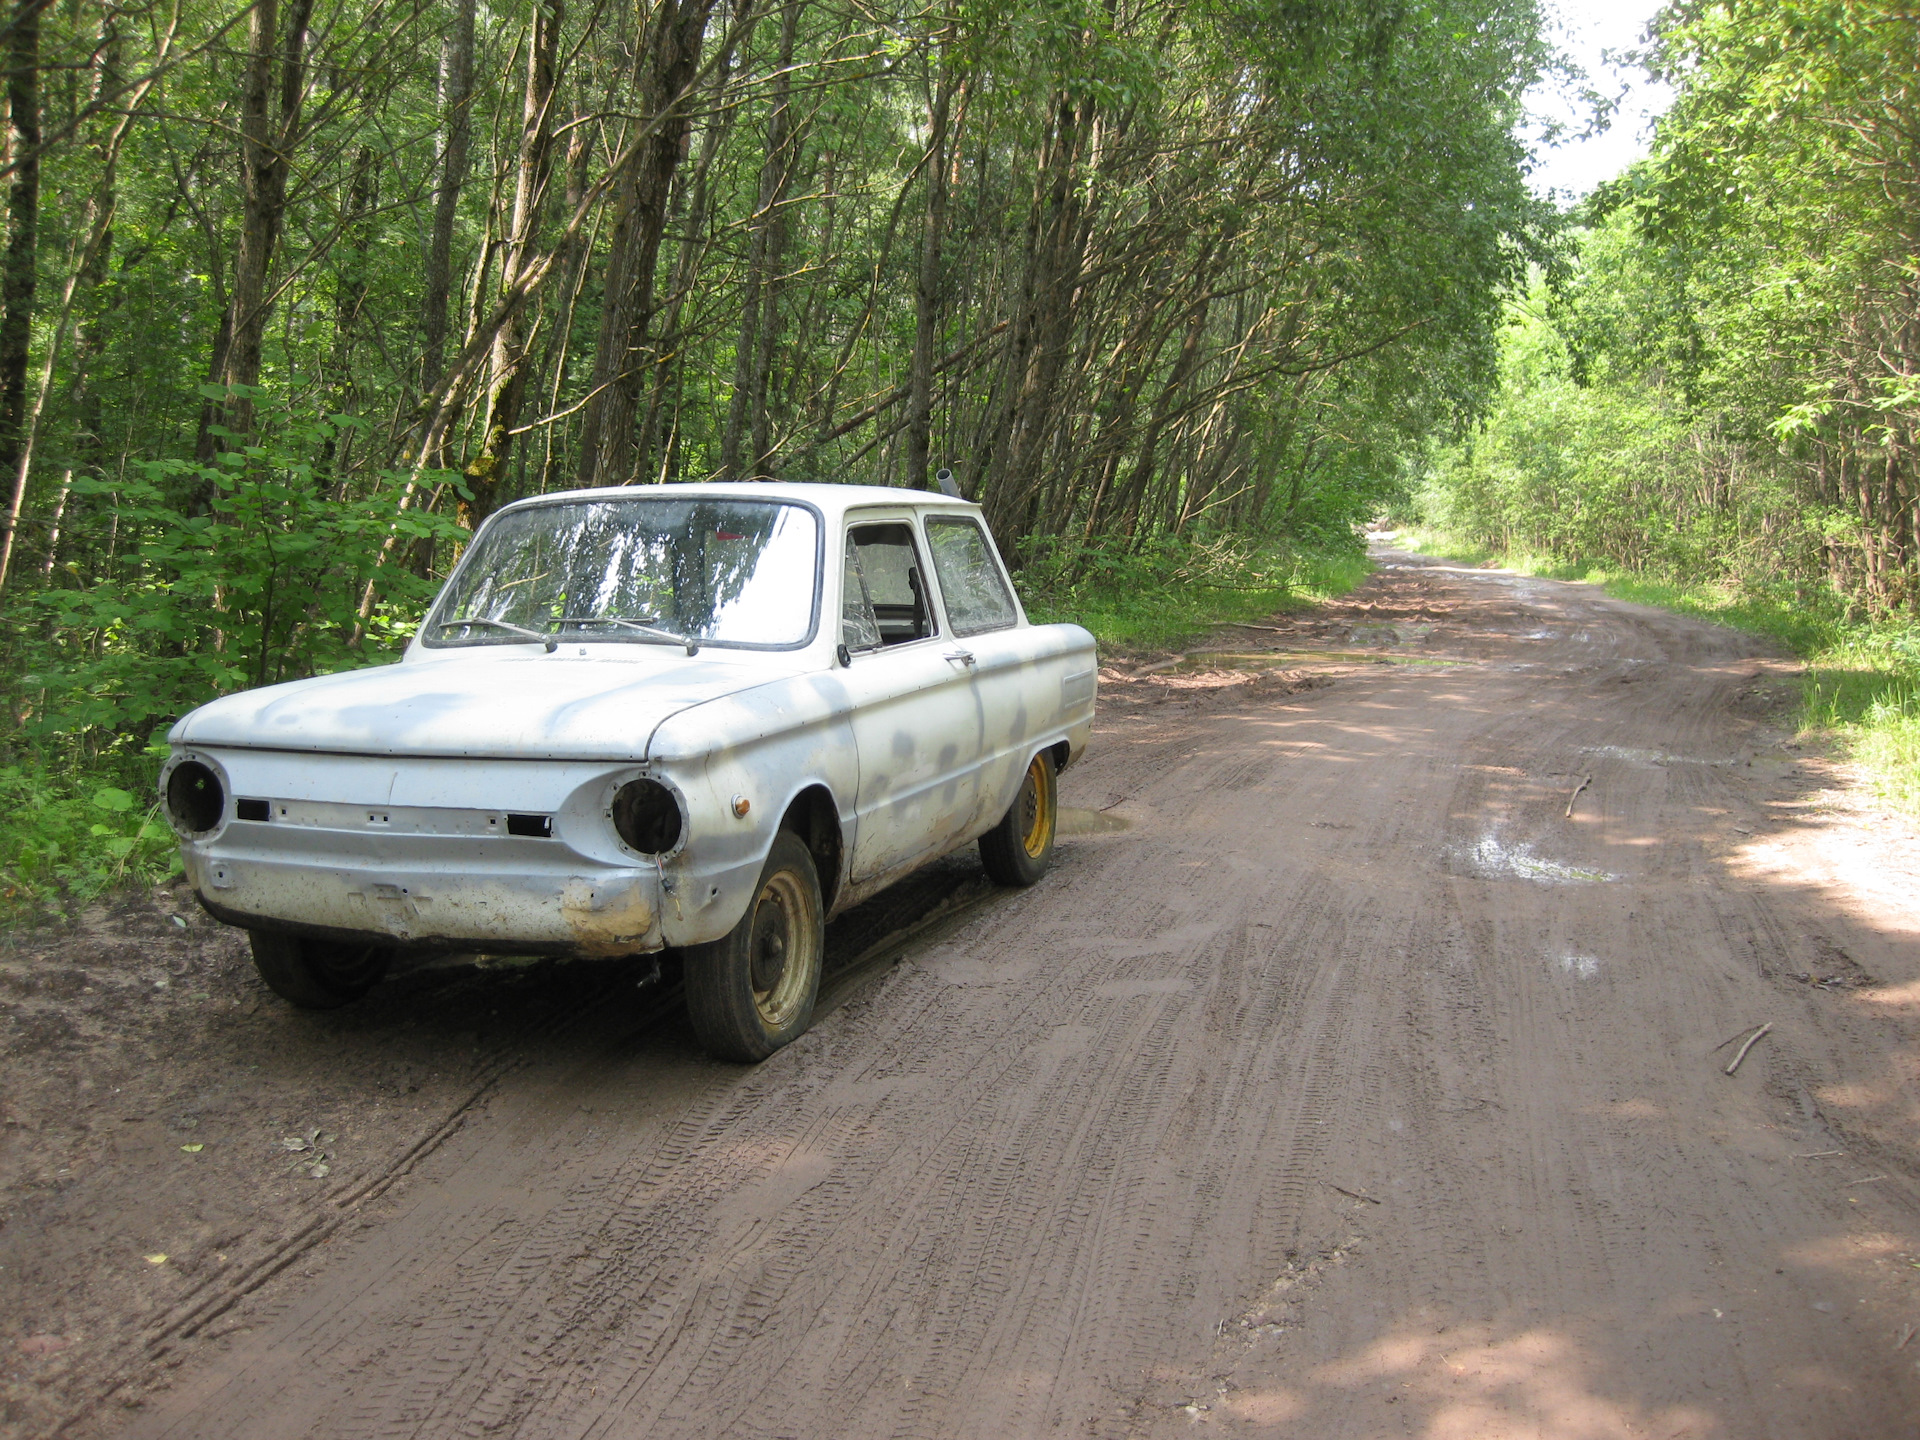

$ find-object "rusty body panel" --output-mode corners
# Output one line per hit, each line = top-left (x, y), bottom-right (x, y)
(164, 483), (1096, 963)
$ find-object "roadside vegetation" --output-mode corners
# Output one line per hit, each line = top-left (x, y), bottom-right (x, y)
(1018, 535), (1371, 656)
(1411, 0), (1920, 813)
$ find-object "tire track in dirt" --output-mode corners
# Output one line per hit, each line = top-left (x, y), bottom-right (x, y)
(90, 548), (1920, 1440)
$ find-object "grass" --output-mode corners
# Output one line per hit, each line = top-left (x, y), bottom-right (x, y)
(1398, 528), (1920, 814)
(1015, 534), (1371, 655)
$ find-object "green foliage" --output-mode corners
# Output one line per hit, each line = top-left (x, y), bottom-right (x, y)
(0, 751), (180, 920)
(7, 396), (467, 745)
(1016, 533), (1370, 654)
(1411, 0), (1920, 809)
(0, 395), (466, 919)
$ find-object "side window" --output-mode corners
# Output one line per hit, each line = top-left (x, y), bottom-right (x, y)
(842, 535), (882, 651)
(925, 516), (1018, 636)
(844, 523), (934, 647)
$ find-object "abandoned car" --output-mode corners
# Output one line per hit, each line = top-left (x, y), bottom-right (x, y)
(159, 483), (1099, 1061)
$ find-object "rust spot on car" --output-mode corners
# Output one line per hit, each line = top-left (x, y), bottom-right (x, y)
(560, 878), (656, 956)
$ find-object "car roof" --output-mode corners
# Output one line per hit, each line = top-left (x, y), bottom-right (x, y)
(496, 482), (981, 519)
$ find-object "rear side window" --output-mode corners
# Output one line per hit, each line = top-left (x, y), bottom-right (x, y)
(926, 516), (1018, 636)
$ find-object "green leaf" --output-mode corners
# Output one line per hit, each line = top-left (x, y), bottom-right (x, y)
(92, 787), (136, 812)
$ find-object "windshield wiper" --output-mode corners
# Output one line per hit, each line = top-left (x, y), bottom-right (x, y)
(432, 617), (557, 652)
(556, 615), (699, 656)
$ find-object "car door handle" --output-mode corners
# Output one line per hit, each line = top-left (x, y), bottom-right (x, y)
(944, 650), (977, 668)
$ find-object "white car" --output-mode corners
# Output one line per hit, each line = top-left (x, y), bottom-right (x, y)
(159, 484), (1098, 1060)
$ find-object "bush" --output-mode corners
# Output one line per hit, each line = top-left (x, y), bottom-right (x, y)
(0, 395), (469, 919)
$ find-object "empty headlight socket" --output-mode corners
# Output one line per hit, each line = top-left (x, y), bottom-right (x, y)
(163, 759), (226, 837)
(610, 777), (684, 856)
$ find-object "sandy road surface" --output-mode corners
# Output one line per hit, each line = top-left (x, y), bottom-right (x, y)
(58, 550), (1920, 1436)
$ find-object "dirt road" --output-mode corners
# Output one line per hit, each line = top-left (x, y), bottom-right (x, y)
(11, 547), (1920, 1438)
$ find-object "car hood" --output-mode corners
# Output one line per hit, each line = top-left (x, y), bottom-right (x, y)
(169, 652), (805, 762)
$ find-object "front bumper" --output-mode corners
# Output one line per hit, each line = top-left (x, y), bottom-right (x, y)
(183, 842), (666, 956)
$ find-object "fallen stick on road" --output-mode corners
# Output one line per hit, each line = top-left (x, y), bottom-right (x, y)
(1791, 1150), (1845, 1158)
(1328, 1183), (1382, 1205)
(1897, 1323), (1915, 1352)
(1565, 774), (1592, 818)
(1724, 1022), (1772, 1076)
(1711, 1024), (1762, 1055)
(1845, 1175), (1890, 1187)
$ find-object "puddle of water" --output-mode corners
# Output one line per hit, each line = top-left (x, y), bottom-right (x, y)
(1460, 832), (1618, 884)
(1058, 807), (1130, 836)
(1554, 954), (1602, 980)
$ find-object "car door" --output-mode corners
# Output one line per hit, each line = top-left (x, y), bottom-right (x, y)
(920, 511), (1036, 834)
(838, 517), (985, 882)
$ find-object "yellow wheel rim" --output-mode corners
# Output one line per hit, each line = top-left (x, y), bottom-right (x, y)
(748, 868), (817, 1028)
(1017, 754), (1055, 859)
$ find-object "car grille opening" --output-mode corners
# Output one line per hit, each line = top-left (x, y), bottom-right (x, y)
(506, 813), (553, 838)
(235, 798), (271, 822)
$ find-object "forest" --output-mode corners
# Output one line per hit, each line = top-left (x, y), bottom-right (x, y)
(2, 0), (1914, 910)
(1420, 0), (1920, 809)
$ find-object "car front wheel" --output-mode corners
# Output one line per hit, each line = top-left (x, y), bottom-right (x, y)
(979, 749), (1057, 886)
(248, 931), (391, 1009)
(684, 831), (825, 1063)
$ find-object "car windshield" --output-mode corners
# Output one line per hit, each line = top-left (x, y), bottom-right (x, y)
(424, 498), (820, 650)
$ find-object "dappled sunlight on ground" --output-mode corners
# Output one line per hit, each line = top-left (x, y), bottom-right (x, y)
(1166, 1314), (1723, 1439)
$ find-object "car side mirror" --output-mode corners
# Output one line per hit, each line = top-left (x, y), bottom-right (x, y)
(836, 643), (852, 668)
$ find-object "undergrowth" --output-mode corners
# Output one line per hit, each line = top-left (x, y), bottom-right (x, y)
(1397, 529), (1920, 815)
(0, 744), (181, 926)
(1015, 533), (1370, 654)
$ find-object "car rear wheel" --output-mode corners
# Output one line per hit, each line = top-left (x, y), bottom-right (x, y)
(684, 831), (824, 1063)
(979, 749), (1057, 887)
(248, 931), (391, 1009)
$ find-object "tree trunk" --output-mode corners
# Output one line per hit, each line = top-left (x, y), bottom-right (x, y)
(643, 23), (752, 482)
(461, 0), (562, 528)
(721, 0), (803, 481)
(905, 64), (956, 491)
(980, 93), (1096, 543)
(318, 144), (378, 488)
(0, 0), (43, 586)
(195, 0), (313, 465)
(420, 0), (476, 399)
(573, 0), (721, 488)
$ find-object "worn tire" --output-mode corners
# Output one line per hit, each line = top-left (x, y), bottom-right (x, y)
(684, 831), (825, 1063)
(979, 749), (1057, 887)
(248, 931), (391, 1009)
